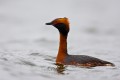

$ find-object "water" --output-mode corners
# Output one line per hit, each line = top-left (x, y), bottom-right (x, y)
(0, 0), (120, 80)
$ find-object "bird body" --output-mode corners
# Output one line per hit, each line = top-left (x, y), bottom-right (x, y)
(46, 17), (114, 67)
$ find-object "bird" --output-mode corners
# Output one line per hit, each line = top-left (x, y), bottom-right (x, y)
(45, 17), (115, 67)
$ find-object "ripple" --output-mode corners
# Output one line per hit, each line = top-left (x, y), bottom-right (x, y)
(19, 60), (36, 66)
(30, 53), (55, 62)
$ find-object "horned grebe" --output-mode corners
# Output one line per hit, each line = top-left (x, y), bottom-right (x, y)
(46, 17), (114, 67)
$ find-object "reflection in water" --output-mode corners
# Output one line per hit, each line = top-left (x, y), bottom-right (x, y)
(55, 63), (66, 74)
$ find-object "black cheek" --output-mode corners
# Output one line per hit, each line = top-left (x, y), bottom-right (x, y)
(54, 23), (68, 35)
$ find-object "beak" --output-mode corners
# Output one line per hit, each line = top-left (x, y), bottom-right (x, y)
(45, 22), (52, 25)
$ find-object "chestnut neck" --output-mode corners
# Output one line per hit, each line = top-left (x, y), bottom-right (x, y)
(56, 33), (68, 63)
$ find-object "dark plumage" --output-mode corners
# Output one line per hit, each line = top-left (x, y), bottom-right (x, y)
(64, 55), (114, 67)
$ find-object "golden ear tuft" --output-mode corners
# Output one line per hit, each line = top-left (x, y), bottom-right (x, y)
(51, 17), (69, 27)
(64, 17), (69, 25)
